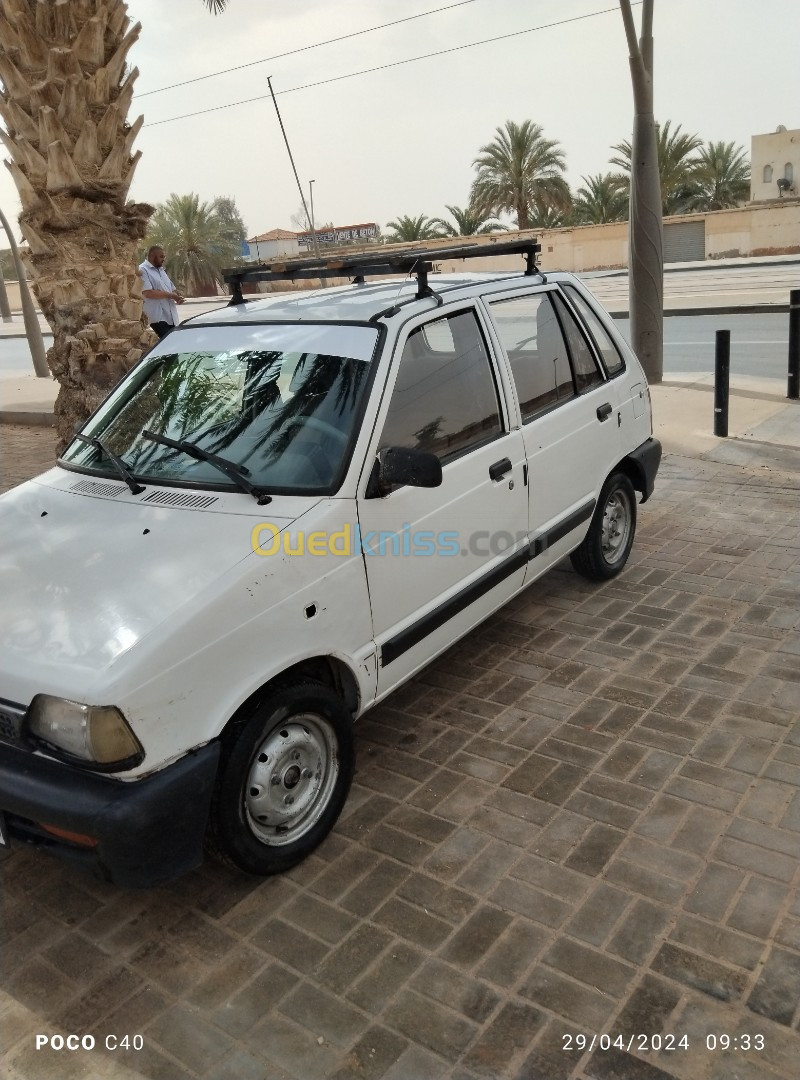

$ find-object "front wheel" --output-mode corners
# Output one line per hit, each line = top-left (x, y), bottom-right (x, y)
(570, 472), (637, 581)
(208, 682), (354, 876)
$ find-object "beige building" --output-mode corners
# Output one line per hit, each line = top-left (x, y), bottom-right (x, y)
(245, 229), (299, 262)
(751, 125), (799, 202)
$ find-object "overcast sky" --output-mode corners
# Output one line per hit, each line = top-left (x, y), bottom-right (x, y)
(1, 0), (798, 241)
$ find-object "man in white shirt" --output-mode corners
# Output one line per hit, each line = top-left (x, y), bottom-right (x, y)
(139, 246), (184, 338)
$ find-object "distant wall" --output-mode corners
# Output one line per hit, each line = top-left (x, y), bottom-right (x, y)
(434, 198), (800, 274)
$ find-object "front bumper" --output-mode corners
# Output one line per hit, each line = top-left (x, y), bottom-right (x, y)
(0, 740), (220, 888)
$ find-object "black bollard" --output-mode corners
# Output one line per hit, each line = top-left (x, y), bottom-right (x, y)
(788, 288), (800, 400)
(714, 330), (730, 438)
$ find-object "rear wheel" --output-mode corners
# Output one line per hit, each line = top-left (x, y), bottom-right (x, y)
(209, 682), (354, 875)
(570, 472), (637, 581)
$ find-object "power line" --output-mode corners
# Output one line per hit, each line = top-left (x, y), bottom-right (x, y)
(146, 4), (639, 129)
(135, 0), (482, 99)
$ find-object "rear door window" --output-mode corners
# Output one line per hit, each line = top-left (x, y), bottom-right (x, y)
(486, 292), (575, 421)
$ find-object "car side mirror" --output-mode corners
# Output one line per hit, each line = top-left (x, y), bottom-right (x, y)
(366, 446), (442, 498)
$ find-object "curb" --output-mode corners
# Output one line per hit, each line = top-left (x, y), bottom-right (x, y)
(0, 410), (55, 427)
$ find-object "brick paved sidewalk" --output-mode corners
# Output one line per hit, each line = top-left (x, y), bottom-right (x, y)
(1, 426), (798, 1080)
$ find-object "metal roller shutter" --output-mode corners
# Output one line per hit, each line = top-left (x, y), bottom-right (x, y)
(663, 220), (705, 263)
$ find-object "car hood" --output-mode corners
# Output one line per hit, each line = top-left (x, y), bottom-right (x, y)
(0, 475), (309, 701)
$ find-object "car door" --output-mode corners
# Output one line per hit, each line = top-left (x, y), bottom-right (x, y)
(357, 304), (529, 694)
(483, 286), (622, 577)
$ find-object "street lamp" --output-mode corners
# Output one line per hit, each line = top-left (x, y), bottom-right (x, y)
(308, 179), (320, 259)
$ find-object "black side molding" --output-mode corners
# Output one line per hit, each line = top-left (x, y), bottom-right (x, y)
(530, 500), (595, 558)
(380, 499), (597, 668)
(381, 546), (529, 667)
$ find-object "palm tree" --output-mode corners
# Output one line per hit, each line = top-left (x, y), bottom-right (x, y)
(470, 120), (571, 231)
(144, 194), (244, 296)
(684, 141), (750, 211)
(0, 0), (227, 448)
(611, 120), (703, 216)
(573, 173), (629, 224)
(385, 214), (441, 243)
(0, 0), (155, 444)
(429, 204), (507, 238)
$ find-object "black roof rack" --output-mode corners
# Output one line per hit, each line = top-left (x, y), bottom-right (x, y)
(223, 238), (542, 306)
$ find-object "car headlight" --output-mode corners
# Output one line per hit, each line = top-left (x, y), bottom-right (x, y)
(28, 695), (144, 769)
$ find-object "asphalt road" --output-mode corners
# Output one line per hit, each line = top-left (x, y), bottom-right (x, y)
(614, 312), (791, 381)
(0, 311), (791, 380)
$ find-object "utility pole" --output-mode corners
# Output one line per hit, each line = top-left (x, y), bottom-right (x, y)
(309, 179), (318, 250)
(267, 78), (320, 260)
(0, 204), (49, 377)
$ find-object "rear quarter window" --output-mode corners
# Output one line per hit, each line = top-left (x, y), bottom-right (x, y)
(562, 285), (626, 377)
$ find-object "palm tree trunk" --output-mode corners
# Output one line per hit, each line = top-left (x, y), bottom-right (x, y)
(0, 0), (156, 447)
(620, 0), (663, 384)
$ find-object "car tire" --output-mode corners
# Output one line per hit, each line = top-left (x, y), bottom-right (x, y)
(570, 472), (637, 581)
(208, 682), (354, 876)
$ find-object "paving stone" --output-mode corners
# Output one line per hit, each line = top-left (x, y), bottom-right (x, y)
(650, 942), (749, 1003)
(566, 882), (631, 947)
(412, 958), (500, 1022)
(669, 914), (764, 972)
(383, 989), (476, 1058)
(3, 432), (800, 1080)
(747, 947), (800, 1026)
(564, 822), (625, 876)
(329, 1026), (408, 1080)
(727, 878), (790, 940)
(543, 936), (636, 997)
(347, 942), (424, 1014)
(147, 1004), (233, 1074)
(608, 899), (672, 966)
(463, 999), (546, 1076)
(520, 965), (615, 1028)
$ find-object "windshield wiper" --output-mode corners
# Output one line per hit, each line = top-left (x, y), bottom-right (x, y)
(142, 429), (272, 505)
(72, 432), (146, 495)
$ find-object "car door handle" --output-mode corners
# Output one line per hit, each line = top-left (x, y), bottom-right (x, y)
(489, 457), (512, 481)
(596, 403), (613, 422)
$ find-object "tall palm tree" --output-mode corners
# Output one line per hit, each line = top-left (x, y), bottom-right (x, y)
(470, 120), (571, 231)
(0, 0), (154, 444)
(144, 193), (244, 295)
(385, 214), (440, 243)
(684, 141), (750, 211)
(429, 204), (507, 238)
(611, 120), (703, 216)
(0, 0), (227, 447)
(573, 173), (629, 224)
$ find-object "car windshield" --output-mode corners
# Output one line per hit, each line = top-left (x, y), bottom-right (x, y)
(61, 323), (379, 494)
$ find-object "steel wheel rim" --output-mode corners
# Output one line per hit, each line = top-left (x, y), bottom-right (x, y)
(601, 487), (632, 565)
(245, 714), (339, 846)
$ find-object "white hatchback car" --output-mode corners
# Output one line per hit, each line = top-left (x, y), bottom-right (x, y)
(0, 241), (660, 886)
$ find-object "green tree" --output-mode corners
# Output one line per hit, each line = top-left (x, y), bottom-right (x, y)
(470, 120), (571, 231)
(385, 214), (440, 243)
(573, 173), (628, 224)
(685, 141), (750, 211)
(211, 195), (247, 248)
(611, 119), (703, 216)
(429, 204), (507, 238)
(143, 193), (244, 295)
